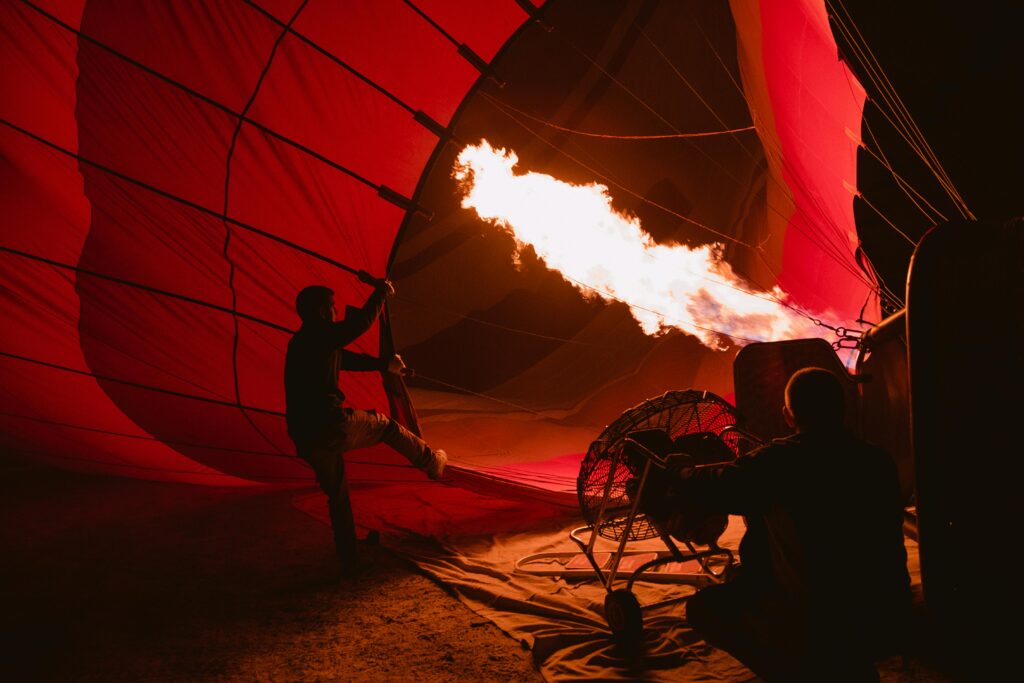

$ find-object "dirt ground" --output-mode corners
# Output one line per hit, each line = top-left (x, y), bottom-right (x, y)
(0, 459), (541, 682)
(1, 457), (972, 682)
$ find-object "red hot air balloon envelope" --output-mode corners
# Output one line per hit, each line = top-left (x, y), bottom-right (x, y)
(1, 0), (877, 535)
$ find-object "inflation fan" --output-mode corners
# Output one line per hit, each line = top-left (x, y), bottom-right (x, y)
(516, 389), (758, 643)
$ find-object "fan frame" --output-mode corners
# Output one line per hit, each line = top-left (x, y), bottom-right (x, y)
(577, 389), (741, 541)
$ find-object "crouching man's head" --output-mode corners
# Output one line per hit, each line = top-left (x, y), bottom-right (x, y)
(783, 367), (845, 433)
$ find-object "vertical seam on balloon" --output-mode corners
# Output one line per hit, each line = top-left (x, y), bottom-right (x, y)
(222, 0), (312, 457)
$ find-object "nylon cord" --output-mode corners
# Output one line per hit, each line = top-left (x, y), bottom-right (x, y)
(691, 14), (907, 307)
(240, 0), (415, 116)
(498, 16), (899, 316)
(0, 117), (362, 277)
(482, 94), (900, 319)
(862, 118), (947, 223)
(826, 0), (973, 218)
(483, 94), (756, 140)
(0, 245), (294, 334)
(0, 349), (286, 416)
(833, 0), (970, 213)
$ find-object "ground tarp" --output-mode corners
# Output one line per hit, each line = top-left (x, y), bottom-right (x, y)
(395, 518), (754, 682)
(295, 479), (924, 682)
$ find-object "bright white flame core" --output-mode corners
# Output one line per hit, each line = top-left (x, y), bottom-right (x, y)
(454, 141), (827, 350)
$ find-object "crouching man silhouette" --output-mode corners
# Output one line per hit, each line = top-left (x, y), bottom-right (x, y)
(644, 368), (910, 681)
(285, 278), (446, 576)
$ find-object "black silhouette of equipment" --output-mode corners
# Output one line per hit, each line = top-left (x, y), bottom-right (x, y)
(515, 390), (759, 643)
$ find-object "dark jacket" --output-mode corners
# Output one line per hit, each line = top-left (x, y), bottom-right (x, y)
(284, 289), (387, 448)
(679, 429), (911, 633)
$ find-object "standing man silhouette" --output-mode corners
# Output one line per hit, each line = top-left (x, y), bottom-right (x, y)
(285, 277), (446, 576)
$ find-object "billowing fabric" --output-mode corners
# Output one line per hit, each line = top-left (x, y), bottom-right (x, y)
(1, 0), (877, 508)
(1, 0), (530, 486)
(391, 0), (875, 484)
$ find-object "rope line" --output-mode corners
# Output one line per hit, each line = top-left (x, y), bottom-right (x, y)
(554, 29), (750, 190)
(481, 93), (901, 320)
(751, 116), (906, 311)
(4, 447), (310, 481)
(0, 245), (294, 334)
(862, 118), (948, 222)
(393, 295), (603, 347)
(483, 90), (870, 322)
(411, 372), (590, 424)
(689, 14), (905, 308)
(636, 23), (760, 157)
(0, 118), (362, 277)
(856, 193), (916, 247)
(530, 16), (900, 315)
(826, 0), (973, 219)
(402, 0), (460, 48)
(240, 0), (414, 115)
(832, 0), (967, 211)
(0, 349), (286, 417)
(18, 0), (414, 269)
(480, 95), (757, 249)
(0, 409), (418, 471)
(482, 94), (756, 140)
(491, 96), (848, 319)
(0, 410), (293, 458)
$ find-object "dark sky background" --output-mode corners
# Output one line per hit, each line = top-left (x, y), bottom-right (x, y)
(834, 1), (1024, 302)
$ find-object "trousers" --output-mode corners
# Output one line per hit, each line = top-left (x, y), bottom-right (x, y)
(686, 577), (883, 682)
(300, 409), (432, 569)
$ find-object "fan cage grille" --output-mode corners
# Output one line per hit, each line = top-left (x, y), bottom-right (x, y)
(577, 390), (739, 541)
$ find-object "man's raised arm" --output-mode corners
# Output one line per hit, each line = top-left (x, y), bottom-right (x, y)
(329, 276), (393, 347)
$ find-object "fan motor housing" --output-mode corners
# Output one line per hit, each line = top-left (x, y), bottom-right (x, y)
(577, 390), (740, 542)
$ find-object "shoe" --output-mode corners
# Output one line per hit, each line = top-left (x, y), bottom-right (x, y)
(425, 449), (447, 481)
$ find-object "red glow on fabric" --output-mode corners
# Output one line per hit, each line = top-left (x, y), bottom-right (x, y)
(1, 0), (876, 527)
(756, 0), (874, 322)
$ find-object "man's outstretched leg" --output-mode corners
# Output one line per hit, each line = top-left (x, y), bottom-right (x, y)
(340, 409), (446, 479)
